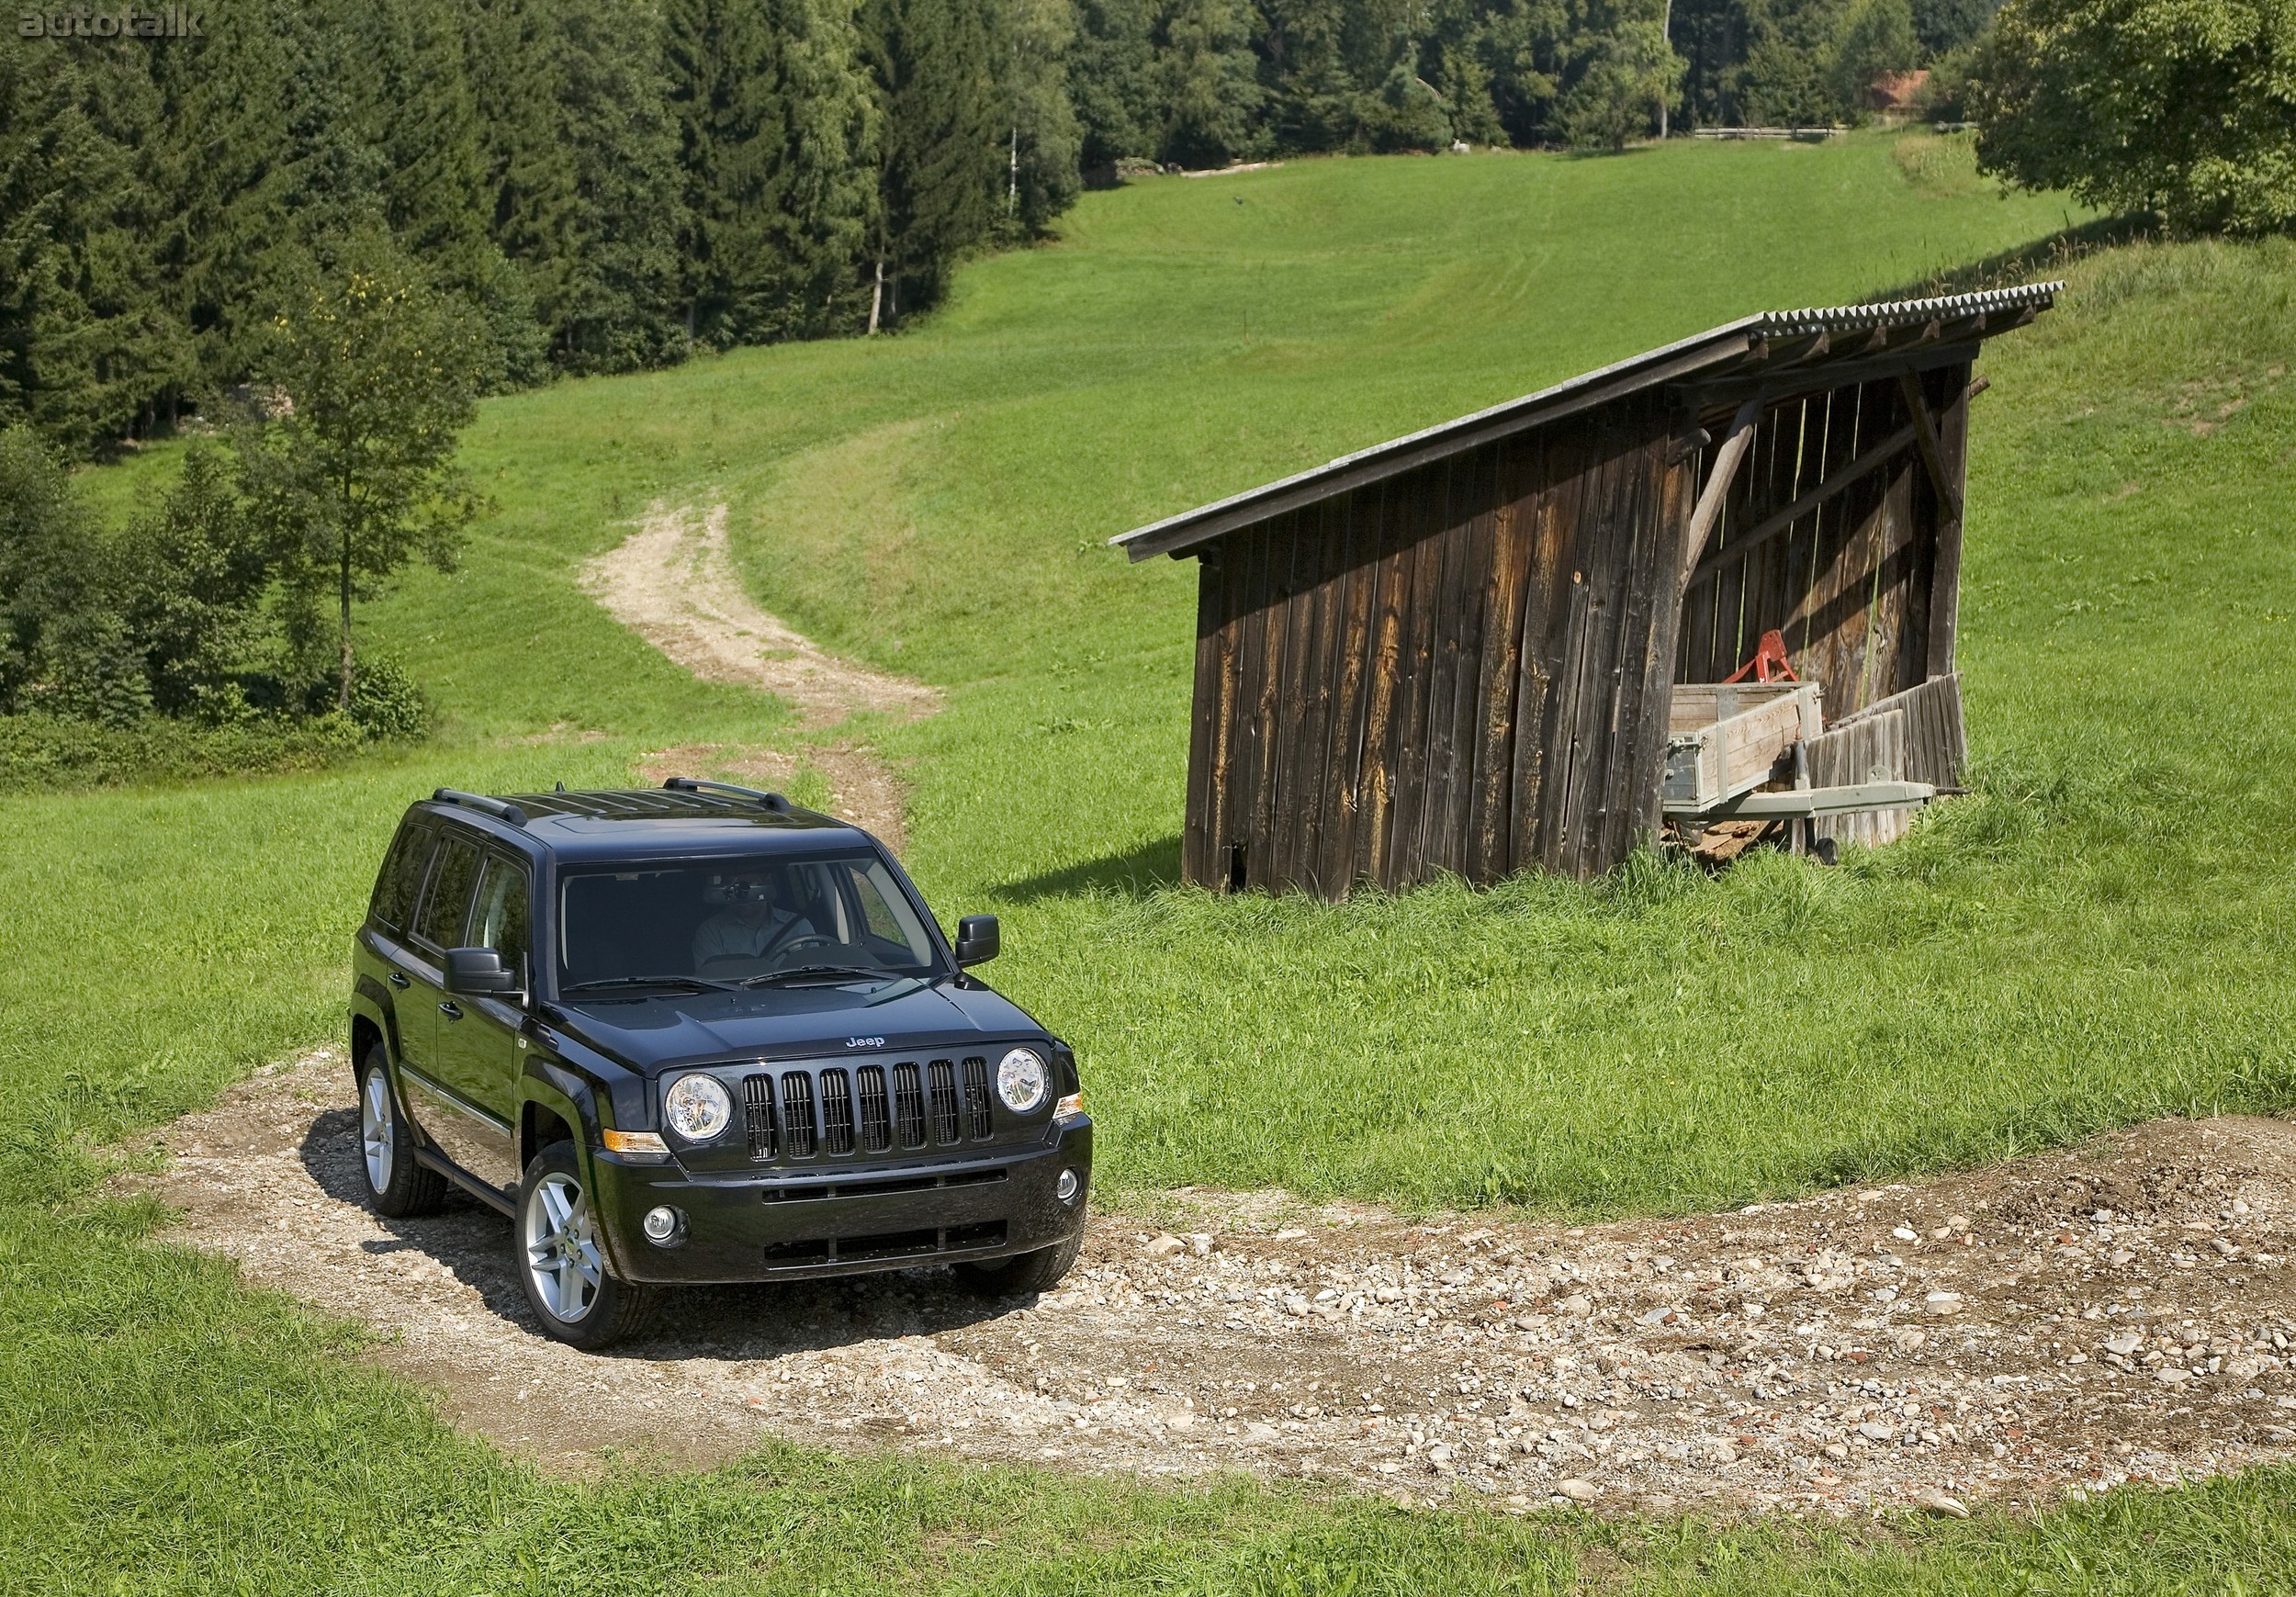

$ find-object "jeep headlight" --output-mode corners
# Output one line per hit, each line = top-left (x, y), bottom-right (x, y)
(996, 1047), (1048, 1113)
(664, 1073), (733, 1142)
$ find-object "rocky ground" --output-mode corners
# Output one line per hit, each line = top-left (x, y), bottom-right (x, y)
(124, 1051), (2296, 1518)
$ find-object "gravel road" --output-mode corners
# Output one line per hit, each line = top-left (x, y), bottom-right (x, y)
(127, 1051), (2296, 1518)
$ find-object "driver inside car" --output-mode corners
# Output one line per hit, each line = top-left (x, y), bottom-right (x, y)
(692, 867), (817, 969)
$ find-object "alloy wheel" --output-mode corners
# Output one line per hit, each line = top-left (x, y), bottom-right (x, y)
(362, 1070), (394, 1194)
(523, 1171), (602, 1322)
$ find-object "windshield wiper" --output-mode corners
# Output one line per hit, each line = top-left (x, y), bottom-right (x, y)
(563, 974), (739, 995)
(739, 964), (906, 988)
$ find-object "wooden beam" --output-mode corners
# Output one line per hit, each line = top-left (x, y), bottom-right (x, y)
(1663, 779), (1934, 819)
(1677, 342), (1982, 414)
(1924, 375), (1986, 676)
(1896, 370), (1962, 519)
(1687, 421), (1918, 585)
(1678, 395), (1762, 581)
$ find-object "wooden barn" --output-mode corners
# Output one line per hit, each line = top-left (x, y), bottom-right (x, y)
(1115, 283), (2058, 898)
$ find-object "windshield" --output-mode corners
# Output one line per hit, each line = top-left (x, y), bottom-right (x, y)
(557, 850), (943, 992)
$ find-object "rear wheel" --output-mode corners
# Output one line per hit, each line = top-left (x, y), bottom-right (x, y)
(956, 1230), (1082, 1298)
(359, 1046), (446, 1218)
(515, 1140), (658, 1350)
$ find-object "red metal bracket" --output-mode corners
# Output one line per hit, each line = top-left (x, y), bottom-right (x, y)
(1723, 629), (1798, 683)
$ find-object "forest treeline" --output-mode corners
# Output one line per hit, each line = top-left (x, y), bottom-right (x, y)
(4, 0), (1998, 456)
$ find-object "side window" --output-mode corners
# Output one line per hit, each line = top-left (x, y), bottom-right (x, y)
(840, 860), (935, 965)
(370, 821), (435, 934)
(469, 857), (532, 984)
(415, 837), (481, 951)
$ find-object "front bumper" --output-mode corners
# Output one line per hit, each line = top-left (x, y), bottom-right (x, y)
(588, 1116), (1093, 1284)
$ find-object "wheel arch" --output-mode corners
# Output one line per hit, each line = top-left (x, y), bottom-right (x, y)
(520, 1063), (635, 1276)
(519, 1064), (593, 1175)
(349, 978), (396, 1087)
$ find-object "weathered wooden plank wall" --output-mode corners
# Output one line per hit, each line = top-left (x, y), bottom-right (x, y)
(1181, 356), (1973, 900)
(1808, 710), (1911, 849)
(1831, 672), (1968, 790)
(1675, 359), (1972, 716)
(1182, 393), (1694, 896)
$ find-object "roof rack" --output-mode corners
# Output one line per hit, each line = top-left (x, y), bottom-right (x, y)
(661, 776), (792, 815)
(432, 788), (529, 827)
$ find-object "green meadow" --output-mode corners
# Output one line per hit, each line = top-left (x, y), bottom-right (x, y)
(7, 131), (2296, 1590)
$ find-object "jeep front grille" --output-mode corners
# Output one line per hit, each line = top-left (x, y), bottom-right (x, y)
(743, 1074), (776, 1160)
(780, 1071), (816, 1157)
(737, 1055), (1006, 1164)
(819, 1068), (854, 1155)
(929, 1059), (961, 1143)
(893, 1063), (926, 1147)
(962, 1055), (993, 1138)
(857, 1065), (891, 1152)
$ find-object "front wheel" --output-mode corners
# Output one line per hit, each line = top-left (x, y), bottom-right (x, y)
(515, 1141), (658, 1350)
(359, 1047), (445, 1218)
(955, 1230), (1083, 1298)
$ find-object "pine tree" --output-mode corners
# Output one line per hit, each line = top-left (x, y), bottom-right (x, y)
(1069, 0), (1161, 176)
(146, 0), (386, 402)
(471, 0), (685, 372)
(1154, 0), (1267, 167)
(1258, 0), (1367, 152)
(668, 0), (880, 345)
(551, 0), (688, 367)
(348, 0), (542, 386)
(0, 40), (185, 452)
(861, 0), (1002, 324)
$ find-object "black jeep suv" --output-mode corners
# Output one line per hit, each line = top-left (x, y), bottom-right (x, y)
(349, 780), (1091, 1348)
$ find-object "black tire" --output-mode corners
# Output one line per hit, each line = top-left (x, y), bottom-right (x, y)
(514, 1140), (658, 1350)
(358, 1045), (447, 1218)
(956, 1230), (1083, 1298)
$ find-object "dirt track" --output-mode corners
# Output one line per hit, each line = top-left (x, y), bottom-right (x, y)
(581, 502), (938, 728)
(129, 1052), (2296, 1516)
(580, 502), (934, 846)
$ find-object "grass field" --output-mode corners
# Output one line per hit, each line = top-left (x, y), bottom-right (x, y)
(7, 133), (2296, 1590)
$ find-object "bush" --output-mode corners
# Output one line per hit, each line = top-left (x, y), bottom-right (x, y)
(0, 423), (443, 787)
(343, 656), (433, 742)
(0, 713), (365, 793)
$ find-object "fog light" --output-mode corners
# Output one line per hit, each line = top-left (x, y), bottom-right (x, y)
(1055, 1168), (1081, 1206)
(642, 1205), (684, 1245)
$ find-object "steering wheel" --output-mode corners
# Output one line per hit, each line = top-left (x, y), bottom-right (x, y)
(756, 911), (835, 960)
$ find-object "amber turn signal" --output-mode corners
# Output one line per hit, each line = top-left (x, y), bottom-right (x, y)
(1054, 1092), (1084, 1119)
(602, 1127), (670, 1158)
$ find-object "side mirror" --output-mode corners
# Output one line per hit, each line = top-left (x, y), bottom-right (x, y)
(445, 946), (520, 996)
(953, 914), (1000, 968)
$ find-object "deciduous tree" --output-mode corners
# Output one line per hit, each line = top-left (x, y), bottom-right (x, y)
(239, 231), (486, 710)
(1975, 0), (2296, 235)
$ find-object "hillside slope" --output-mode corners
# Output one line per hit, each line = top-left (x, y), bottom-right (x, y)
(9, 136), (2296, 1596)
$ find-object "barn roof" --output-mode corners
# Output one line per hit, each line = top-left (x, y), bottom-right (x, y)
(1113, 281), (2060, 561)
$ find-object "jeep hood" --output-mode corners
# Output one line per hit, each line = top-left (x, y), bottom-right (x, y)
(543, 977), (1043, 1073)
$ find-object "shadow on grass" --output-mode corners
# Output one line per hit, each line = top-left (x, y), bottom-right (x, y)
(992, 834), (1184, 904)
(1865, 213), (2155, 302)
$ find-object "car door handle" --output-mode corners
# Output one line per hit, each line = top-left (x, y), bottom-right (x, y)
(438, 1001), (463, 1020)
(387, 972), (410, 989)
